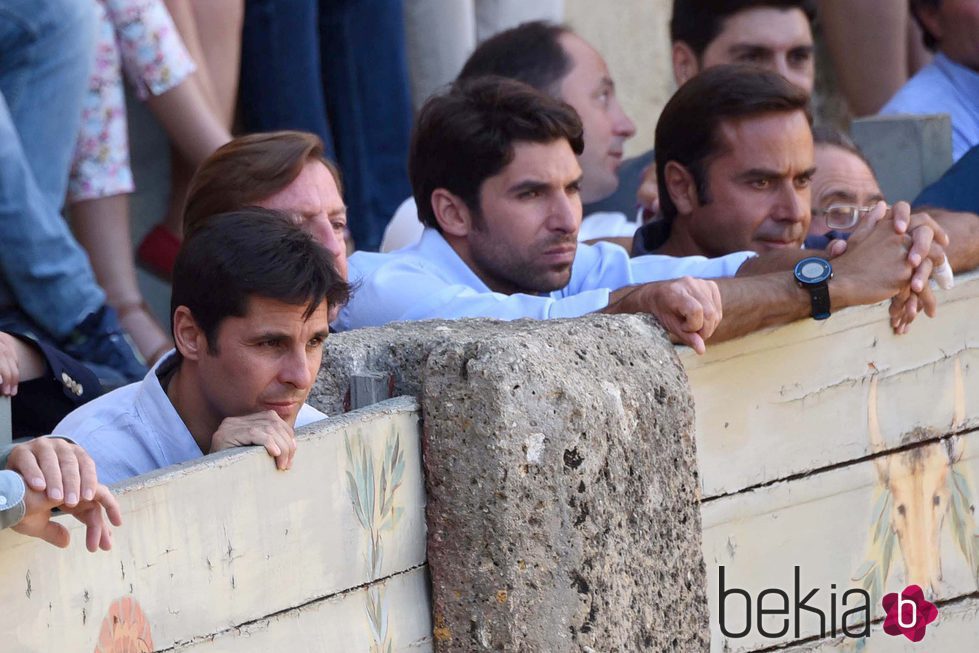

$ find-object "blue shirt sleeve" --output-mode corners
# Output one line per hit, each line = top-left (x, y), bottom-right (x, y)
(0, 470), (26, 530)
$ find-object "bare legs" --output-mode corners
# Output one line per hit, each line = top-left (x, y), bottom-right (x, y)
(157, 0), (241, 239)
(68, 195), (171, 363)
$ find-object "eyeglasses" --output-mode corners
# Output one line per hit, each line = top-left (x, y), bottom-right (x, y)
(812, 204), (876, 231)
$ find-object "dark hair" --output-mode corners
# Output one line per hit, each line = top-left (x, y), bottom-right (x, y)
(671, 0), (817, 58)
(183, 131), (343, 240)
(458, 21), (572, 95)
(655, 65), (811, 220)
(409, 76), (584, 230)
(811, 125), (876, 173)
(171, 208), (350, 355)
(909, 0), (941, 51)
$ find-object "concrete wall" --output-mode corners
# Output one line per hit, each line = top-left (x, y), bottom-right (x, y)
(312, 315), (710, 651)
(1, 315), (708, 652)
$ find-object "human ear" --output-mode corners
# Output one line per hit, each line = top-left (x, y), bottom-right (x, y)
(913, 5), (944, 44)
(672, 42), (699, 86)
(172, 306), (206, 361)
(663, 161), (699, 216)
(431, 188), (474, 238)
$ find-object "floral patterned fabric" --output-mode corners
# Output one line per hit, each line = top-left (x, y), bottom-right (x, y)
(68, 0), (195, 202)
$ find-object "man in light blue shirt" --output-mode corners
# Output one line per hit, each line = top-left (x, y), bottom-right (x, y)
(56, 210), (350, 485)
(880, 0), (979, 162)
(338, 75), (946, 347)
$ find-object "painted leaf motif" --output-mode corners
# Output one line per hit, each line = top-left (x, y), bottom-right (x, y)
(852, 559), (875, 582)
(379, 464), (390, 516)
(881, 526), (896, 589)
(948, 476), (974, 570)
(379, 594), (390, 643)
(365, 452), (377, 521)
(872, 491), (892, 545)
(383, 506), (405, 532)
(366, 590), (383, 643)
(973, 534), (979, 584)
(346, 471), (368, 528)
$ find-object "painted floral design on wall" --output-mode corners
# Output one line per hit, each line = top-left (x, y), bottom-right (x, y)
(346, 427), (406, 653)
(94, 597), (153, 653)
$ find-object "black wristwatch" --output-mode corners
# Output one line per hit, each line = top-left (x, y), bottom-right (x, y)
(794, 257), (833, 320)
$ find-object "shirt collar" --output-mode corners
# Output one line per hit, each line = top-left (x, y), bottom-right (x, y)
(418, 228), (494, 292)
(135, 350), (201, 458)
(935, 52), (979, 95)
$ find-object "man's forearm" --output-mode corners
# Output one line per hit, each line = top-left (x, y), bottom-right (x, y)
(735, 248), (818, 276)
(931, 209), (979, 272)
(710, 274), (809, 341)
(711, 271), (865, 342)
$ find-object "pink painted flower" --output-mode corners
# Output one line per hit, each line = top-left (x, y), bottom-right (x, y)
(94, 597), (154, 653)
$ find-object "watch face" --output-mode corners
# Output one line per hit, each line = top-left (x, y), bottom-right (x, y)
(800, 261), (825, 279)
(795, 257), (832, 284)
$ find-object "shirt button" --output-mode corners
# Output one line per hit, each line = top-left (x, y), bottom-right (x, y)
(0, 495), (7, 506)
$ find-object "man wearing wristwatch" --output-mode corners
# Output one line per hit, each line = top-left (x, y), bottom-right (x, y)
(632, 65), (950, 331)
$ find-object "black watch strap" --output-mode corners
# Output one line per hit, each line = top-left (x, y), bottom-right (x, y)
(809, 283), (831, 320)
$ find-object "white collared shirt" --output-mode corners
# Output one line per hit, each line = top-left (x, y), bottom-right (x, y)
(336, 228), (753, 330)
(54, 352), (326, 485)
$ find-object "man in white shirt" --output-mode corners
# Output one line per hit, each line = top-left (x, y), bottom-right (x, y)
(56, 209), (350, 484)
(337, 76), (944, 346)
(380, 22), (641, 251)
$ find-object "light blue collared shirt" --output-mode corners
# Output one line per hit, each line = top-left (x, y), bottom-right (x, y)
(880, 53), (979, 162)
(336, 228), (753, 330)
(53, 352), (326, 485)
(0, 470), (26, 530)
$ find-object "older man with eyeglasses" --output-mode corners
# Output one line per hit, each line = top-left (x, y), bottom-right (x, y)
(805, 127), (886, 250)
(806, 127), (963, 293)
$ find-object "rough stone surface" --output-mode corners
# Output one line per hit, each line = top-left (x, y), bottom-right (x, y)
(312, 315), (709, 651)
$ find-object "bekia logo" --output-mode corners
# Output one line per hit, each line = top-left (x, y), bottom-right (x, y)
(882, 585), (938, 642)
(718, 567), (940, 642)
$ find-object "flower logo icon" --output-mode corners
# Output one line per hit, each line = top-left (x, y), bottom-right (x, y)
(882, 585), (938, 642)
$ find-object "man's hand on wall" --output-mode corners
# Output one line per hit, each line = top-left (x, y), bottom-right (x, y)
(211, 411), (298, 471)
(605, 277), (722, 354)
(13, 482), (121, 552)
(6, 439), (122, 552)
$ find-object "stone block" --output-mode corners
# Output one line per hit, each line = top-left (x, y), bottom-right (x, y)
(313, 315), (709, 651)
(851, 114), (953, 203)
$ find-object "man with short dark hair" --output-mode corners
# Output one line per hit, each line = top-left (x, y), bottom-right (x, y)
(341, 77), (728, 351)
(381, 21), (640, 249)
(880, 0), (979, 161)
(670, 0), (816, 92)
(633, 66), (947, 331)
(55, 209), (350, 484)
(593, 0), (817, 218)
(338, 75), (942, 346)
